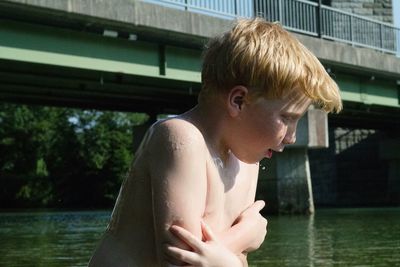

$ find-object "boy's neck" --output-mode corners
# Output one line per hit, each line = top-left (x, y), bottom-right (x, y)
(183, 102), (233, 164)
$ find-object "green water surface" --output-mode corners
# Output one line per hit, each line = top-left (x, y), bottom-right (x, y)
(0, 208), (399, 267)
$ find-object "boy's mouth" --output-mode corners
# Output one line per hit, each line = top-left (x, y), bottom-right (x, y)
(265, 149), (273, 159)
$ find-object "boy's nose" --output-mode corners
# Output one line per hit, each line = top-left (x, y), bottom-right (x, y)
(283, 132), (296, 145)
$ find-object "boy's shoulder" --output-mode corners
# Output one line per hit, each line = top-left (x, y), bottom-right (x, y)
(151, 117), (203, 138)
(147, 117), (207, 152)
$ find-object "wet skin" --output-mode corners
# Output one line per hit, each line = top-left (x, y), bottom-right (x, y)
(88, 90), (311, 267)
(89, 117), (259, 266)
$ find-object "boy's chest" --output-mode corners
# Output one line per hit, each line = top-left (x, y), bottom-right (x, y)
(203, 157), (258, 231)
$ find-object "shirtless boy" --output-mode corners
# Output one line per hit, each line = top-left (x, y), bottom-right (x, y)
(89, 18), (342, 267)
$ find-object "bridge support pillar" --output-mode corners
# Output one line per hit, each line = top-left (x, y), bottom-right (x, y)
(380, 139), (400, 204)
(257, 148), (315, 214)
(387, 160), (400, 204)
(257, 108), (328, 214)
(276, 148), (315, 214)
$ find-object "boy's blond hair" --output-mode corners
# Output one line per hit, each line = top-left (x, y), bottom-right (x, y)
(200, 17), (342, 113)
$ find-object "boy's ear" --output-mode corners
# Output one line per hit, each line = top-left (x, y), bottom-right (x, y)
(227, 86), (248, 117)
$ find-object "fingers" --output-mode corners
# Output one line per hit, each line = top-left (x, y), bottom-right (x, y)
(243, 200), (265, 215)
(170, 225), (203, 251)
(200, 220), (217, 242)
(252, 200), (266, 212)
(164, 244), (201, 266)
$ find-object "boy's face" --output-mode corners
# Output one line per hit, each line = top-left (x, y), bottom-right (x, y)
(230, 91), (311, 163)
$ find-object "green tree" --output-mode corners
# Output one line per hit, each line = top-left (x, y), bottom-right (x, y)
(0, 104), (55, 207)
(0, 103), (149, 209)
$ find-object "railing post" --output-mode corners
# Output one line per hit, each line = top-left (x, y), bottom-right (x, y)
(350, 15), (354, 47)
(234, 0), (238, 17)
(317, 0), (322, 38)
(397, 28), (400, 56)
(380, 24), (383, 50)
(278, 0), (283, 24)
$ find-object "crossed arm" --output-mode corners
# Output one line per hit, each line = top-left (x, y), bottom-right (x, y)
(165, 200), (268, 267)
(148, 121), (267, 267)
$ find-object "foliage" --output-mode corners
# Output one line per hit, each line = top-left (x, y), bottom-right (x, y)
(0, 103), (149, 208)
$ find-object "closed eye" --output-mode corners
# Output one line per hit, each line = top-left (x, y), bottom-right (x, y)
(282, 112), (302, 122)
(281, 115), (290, 122)
(281, 115), (294, 122)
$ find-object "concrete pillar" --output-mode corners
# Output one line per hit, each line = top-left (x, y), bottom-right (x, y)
(257, 157), (279, 214)
(387, 160), (400, 204)
(276, 148), (315, 214)
(257, 148), (315, 214)
(257, 108), (329, 214)
(380, 139), (400, 204)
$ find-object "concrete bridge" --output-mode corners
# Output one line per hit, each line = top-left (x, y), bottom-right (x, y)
(1, 0), (399, 213)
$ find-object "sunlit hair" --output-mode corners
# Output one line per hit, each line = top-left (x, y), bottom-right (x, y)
(199, 17), (342, 113)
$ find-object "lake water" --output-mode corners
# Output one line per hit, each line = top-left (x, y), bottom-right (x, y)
(0, 208), (399, 267)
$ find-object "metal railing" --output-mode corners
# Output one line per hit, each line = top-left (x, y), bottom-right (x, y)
(143, 0), (254, 18)
(143, 0), (400, 56)
(255, 0), (320, 36)
(334, 128), (376, 155)
(321, 5), (398, 54)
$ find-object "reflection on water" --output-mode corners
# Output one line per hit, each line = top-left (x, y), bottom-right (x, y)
(249, 208), (400, 267)
(0, 208), (399, 267)
(0, 211), (109, 267)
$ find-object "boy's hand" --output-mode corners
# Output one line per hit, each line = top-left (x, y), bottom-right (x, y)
(232, 200), (268, 252)
(164, 221), (244, 267)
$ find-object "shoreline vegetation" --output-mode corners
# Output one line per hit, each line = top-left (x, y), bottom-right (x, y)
(0, 103), (148, 209)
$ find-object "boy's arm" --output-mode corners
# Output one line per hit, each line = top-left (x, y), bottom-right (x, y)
(165, 221), (246, 267)
(148, 121), (243, 266)
(164, 200), (267, 265)
(147, 121), (264, 265)
(216, 163), (267, 255)
(220, 200), (268, 254)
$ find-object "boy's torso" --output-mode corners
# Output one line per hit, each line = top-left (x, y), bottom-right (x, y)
(89, 118), (259, 266)
(203, 150), (258, 232)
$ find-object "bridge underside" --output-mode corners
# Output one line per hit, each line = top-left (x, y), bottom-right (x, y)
(0, 10), (399, 121)
(1, 58), (399, 131)
(329, 101), (400, 130)
(1, 0), (399, 213)
(0, 59), (199, 114)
